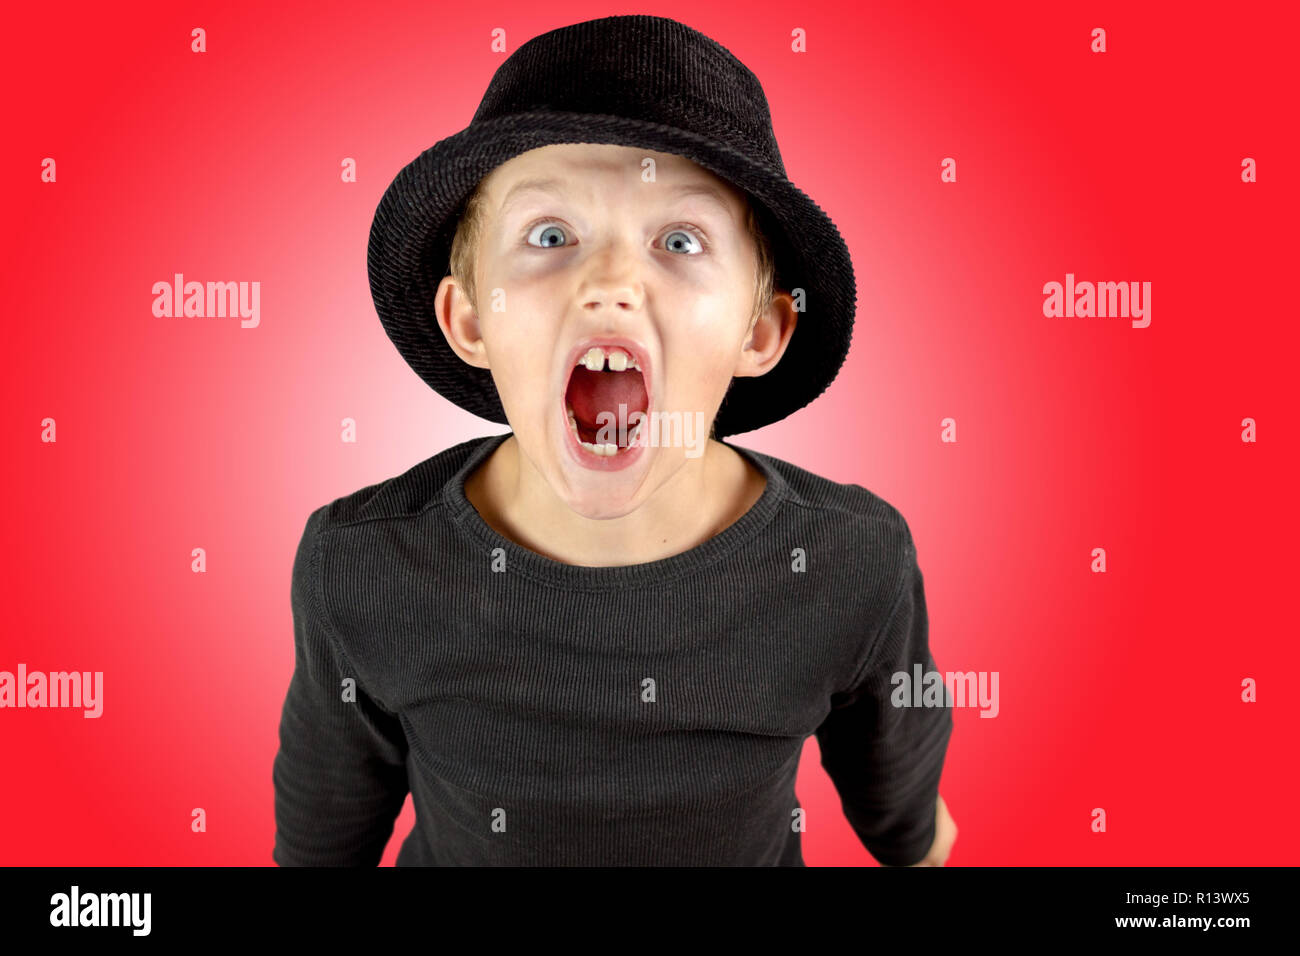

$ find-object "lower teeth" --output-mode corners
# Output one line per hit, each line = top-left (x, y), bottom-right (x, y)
(567, 406), (643, 456)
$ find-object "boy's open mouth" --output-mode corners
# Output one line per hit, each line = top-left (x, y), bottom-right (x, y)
(563, 344), (650, 455)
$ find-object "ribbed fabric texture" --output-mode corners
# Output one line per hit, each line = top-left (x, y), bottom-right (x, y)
(271, 433), (953, 866)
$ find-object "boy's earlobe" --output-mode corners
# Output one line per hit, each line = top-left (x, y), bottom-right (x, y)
(434, 275), (490, 370)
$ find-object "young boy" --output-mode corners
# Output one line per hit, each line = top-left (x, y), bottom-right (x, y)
(273, 14), (955, 867)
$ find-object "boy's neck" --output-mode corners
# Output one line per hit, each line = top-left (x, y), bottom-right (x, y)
(463, 434), (767, 568)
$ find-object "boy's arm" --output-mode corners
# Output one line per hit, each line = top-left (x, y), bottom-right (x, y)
(814, 528), (953, 866)
(272, 506), (411, 866)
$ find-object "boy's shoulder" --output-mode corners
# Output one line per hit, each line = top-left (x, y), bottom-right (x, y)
(741, 445), (922, 640)
(742, 444), (917, 552)
(311, 433), (498, 530)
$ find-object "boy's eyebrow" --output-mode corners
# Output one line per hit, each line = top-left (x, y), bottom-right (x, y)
(498, 176), (736, 221)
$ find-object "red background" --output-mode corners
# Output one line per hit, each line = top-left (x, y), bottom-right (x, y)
(3, 0), (1296, 865)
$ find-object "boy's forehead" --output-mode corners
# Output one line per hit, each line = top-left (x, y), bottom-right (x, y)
(480, 143), (746, 211)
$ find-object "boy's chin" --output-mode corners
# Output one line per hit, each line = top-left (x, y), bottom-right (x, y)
(552, 434), (655, 512)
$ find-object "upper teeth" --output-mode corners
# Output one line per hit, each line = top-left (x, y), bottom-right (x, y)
(577, 346), (639, 372)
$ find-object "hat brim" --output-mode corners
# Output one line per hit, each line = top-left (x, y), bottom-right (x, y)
(367, 111), (856, 439)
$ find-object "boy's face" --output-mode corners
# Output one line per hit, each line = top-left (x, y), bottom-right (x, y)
(435, 143), (794, 519)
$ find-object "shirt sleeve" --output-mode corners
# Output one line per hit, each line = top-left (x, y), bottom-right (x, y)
(813, 526), (954, 866)
(271, 505), (411, 866)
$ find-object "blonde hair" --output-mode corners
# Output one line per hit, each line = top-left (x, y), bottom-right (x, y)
(448, 179), (778, 330)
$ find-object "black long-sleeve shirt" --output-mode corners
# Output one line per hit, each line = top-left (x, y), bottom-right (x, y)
(271, 432), (953, 866)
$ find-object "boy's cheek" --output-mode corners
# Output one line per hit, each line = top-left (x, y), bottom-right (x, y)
(495, 363), (555, 410)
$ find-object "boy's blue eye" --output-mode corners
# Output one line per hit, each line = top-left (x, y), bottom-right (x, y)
(526, 223), (569, 247)
(663, 228), (703, 255)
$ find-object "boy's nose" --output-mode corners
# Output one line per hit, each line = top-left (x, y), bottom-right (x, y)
(577, 240), (645, 314)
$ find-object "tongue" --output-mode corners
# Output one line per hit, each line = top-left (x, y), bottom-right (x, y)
(569, 367), (648, 436)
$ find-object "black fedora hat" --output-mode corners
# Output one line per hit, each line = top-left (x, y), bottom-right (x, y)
(367, 14), (856, 439)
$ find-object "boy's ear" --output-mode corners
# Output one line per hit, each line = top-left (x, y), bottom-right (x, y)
(434, 274), (490, 370)
(734, 290), (797, 379)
